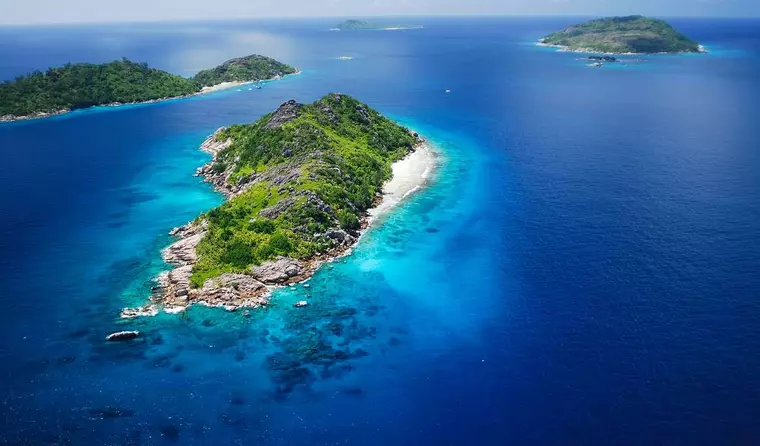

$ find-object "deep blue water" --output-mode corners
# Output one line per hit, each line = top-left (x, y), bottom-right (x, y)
(1, 17), (760, 445)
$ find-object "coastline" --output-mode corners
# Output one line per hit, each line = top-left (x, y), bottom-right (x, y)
(536, 40), (708, 55)
(120, 128), (438, 318)
(0, 71), (301, 124)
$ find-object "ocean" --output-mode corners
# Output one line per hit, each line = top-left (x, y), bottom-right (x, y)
(1, 16), (760, 445)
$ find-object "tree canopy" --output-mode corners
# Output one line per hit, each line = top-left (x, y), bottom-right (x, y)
(0, 54), (296, 118)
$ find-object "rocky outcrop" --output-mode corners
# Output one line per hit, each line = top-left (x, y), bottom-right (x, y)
(162, 231), (205, 265)
(196, 274), (269, 311)
(325, 229), (356, 246)
(264, 100), (302, 129)
(200, 128), (233, 156)
(120, 305), (158, 319)
(250, 257), (304, 284)
(156, 265), (194, 307)
(121, 262), (270, 318)
(169, 219), (206, 238)
(195, 129), (258, 198)
(259, 197), (297, 219)
(588, 55), (618, 62)
(106, 331), (140, 342)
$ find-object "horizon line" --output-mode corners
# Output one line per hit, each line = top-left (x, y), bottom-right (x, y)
(2, 13), (758, 27)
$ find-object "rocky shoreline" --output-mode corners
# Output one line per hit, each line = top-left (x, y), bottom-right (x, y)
(120, 123), (435, 319)
(0, 72), (300, 124)
(536, 40), (708, 55)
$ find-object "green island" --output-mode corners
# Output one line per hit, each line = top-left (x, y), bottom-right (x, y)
(121, 93), (428, 318)
(192, 55), (297, 87)
(335, 19), (423, 31)
(0, 54), (296, 121)
(540, 15), (703, 54)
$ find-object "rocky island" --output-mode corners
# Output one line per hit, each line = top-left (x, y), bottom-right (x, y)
(334, 20), (423, 31)
(121, 93), (435, 318)
(0, 55), (296, 122)
(539, 15), (704, 54)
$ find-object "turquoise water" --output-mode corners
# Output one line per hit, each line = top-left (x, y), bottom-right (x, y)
(2, 17), (760, 444)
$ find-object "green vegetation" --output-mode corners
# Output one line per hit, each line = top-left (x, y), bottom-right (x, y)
(190, 93), (418, 287)
(192, 55), (297, 87)
(541, 16), (702, 54)
(335, 19), (422, 30)
(0, 59), (198, 117)
(0, 54), (296, 118)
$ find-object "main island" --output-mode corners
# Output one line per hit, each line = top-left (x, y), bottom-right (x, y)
(539, 15), (705, 54)
(0, 54), (297, 122)
(122, 93), (435, 318)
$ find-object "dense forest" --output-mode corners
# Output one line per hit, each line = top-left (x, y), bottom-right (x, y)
(0, 59), (198, 117)
(541, 16), (702, 54)
(190, 93), (419, 287)
(0, 55), (296, 118)
(193, 55), (296, 87)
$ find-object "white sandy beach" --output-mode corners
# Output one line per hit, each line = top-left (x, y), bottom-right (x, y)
(369, 144), (437, 221)
(199, 81), (249, 94)
(198, 71), (301, 94)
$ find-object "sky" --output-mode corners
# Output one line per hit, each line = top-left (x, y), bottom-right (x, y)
(0, 0), (757, 25)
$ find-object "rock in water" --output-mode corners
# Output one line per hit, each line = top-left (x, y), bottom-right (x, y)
(105, 331), (140, 342)
(294, 301), (309, 308)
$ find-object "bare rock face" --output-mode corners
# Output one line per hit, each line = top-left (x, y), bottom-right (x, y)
(200, 128), (233, 155)
(169, 220), (205, 238)
(250, 257), (303, 284)
(259, 197), (297, 219)
(259, 165), (301, 187)
(199, 274), (269, 310)
(162, 231), (205, 266)
(158, 265), (194, 306)
(264, 100), (303, 129)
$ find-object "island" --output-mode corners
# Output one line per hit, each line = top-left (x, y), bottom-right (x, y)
(539, 15), (704, 54)
(0, 55), (297, 122)
(192, 55), (296, 87)
(121, 93), (436, 318)
(334, 19), (423, 31)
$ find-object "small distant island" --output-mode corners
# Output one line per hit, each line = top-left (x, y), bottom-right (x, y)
(539, 15), (704, 54)
(334, 19), (423, 31)
(0, 55), (297, 122)
(121, 93), (436, 317)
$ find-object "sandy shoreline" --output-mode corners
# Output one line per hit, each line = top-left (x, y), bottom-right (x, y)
(0, 71), (301, 123)
(369, 144), (436, 221)
(120, 135), (438, 318)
